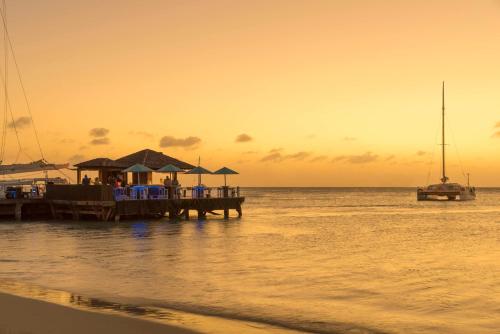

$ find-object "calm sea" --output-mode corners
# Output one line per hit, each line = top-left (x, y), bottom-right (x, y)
(0, 188), (499, 333)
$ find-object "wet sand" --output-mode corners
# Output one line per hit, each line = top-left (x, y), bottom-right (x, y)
(0, 292), (199, 334)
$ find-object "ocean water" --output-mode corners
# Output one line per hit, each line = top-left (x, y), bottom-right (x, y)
(0, 187), (499, 333)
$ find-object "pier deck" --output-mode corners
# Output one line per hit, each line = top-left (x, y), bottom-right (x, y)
(0, 197), (244, 222)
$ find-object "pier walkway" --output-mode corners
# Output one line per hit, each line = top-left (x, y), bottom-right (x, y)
(0, 185), (244, 222)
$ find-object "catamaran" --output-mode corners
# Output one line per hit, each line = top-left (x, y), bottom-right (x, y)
(0, 3), (69, 199)
(417, 82), (476, 201)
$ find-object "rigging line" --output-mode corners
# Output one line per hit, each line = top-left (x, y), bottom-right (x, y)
(426, 108), (441, 185)
(448, 113), (467, 183)
(56, 167), (74, 184)
(0, 0), (6, 164)
(0, 63), (27, 161)
(0, 6), (45, 161)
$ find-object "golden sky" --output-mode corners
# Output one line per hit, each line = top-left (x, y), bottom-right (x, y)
(1, 0), (500, 186)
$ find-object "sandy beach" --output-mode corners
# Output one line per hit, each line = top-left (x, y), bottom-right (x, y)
(0, 292), (199, 334)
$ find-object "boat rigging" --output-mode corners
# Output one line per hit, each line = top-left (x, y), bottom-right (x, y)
(417, 82), (476, 201)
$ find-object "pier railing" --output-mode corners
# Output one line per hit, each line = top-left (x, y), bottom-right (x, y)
(6, 184), (241, 202)
(113, 185), (241, 201)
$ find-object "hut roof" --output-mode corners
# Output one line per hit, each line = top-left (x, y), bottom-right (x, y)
(74, 158), (126, 169)
(115, 149), (194, 170)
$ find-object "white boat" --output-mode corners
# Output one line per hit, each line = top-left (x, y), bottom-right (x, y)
(417, 82), (476, 201)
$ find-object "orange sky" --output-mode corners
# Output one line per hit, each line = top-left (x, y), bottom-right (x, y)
(1, 0), (500, 186)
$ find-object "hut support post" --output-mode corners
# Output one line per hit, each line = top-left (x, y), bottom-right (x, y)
(71, 204), (80, 220)
(15, 203), (22, 221)
(224, 208), (229, 219)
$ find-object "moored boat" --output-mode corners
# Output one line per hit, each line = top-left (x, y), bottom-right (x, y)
(417, 82), (476, 201)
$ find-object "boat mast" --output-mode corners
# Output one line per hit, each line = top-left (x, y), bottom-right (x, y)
(441, 81), (448, 183)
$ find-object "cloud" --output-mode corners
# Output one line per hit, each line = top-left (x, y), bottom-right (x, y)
(310, 155), (328, 162)
(261, 152), (282, 162)
(260, 150), (311, 162)
(59, 138), (76, 144)
(332, 152), (378, 164)
(235, 133), (253, 143)
(159, 136), (201, 148)
(89, 128), (109, 137)
(68, 154), (85, 164)
(306, 134), (316, 139)
(284, 151), (311, 160)
(342, 136), (357, 142)
(492, 122), (500, 137)
(243, 150), (258, 154)
(416, 150), (427, 156)
(385, 155), (395, 161)
(90, 137), (110, 145)
(348, 152), (378, 163)
(8, 116), (31, 129)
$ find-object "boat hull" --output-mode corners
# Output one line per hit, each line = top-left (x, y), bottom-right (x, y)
(417, 183), (476, 201)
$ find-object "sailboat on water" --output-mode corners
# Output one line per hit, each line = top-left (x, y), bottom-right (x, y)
(417, 82), (476, 201)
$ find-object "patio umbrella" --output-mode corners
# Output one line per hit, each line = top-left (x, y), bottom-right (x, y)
(213, 167), (238, 186)
(157, 164), (183, 180)
(185, 166), (212, 186)
(122, 164), (153, 185)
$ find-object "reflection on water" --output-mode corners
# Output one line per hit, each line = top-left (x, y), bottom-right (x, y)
(1, 188), (500, 333)
(0, 280), (175, 320)
(0, 280), (300, 334)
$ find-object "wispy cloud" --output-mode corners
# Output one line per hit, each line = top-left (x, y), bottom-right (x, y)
(159, 136), (201, 148)
(385, 154), (395, 161)
(491, 122), (500, 138)
(8, 116), (31, 129)
(261, 152), (282, 162)
(68, 154), (85, 164)
(416, 150), (427, 156)
(342, 136), (357, 142)
(260, 149), (311, 162)
(90, 138), (110, 145)
(310, 155), (328, 163)
(235, 133), (253, 143)
(332, 152), (378, 164)
(59, 138), (76, 144)
(284, 151), (311, 160)
(89, 128), (109, 137)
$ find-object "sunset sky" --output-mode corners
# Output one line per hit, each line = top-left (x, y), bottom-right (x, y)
(1, 0), (500, 186)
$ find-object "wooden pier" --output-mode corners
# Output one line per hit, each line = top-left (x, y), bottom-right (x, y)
(0, 185), (244, 222)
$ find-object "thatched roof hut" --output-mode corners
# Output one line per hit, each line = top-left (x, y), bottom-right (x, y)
(115, 149), (194, 170)
(74, 149), (194, 184)
(74, 158), (126, 169)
